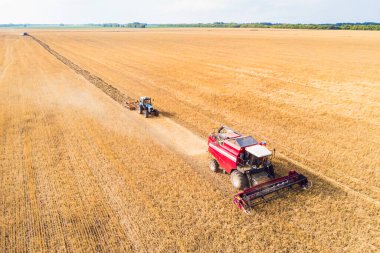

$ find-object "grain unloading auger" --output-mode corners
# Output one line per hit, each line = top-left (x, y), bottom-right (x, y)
(208, 126), (311, 214)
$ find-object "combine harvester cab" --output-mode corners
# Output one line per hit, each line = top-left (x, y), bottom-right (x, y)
(208, 126), (310, 214)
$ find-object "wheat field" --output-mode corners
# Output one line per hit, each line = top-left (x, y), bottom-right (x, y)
(0, 29), (379, 252)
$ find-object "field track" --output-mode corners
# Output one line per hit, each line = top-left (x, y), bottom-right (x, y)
(0, 29), (379, 252)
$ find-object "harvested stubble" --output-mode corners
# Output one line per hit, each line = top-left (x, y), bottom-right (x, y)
(35, 29), (380, 202)
(0, 29), (379, 252)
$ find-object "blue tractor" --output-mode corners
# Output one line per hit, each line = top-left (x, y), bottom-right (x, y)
(138, 96), (159, 118)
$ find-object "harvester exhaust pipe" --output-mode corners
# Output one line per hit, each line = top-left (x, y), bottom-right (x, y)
(233, 171), (311, 214)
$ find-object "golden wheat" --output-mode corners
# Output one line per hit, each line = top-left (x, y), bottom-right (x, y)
(0, 29), (379, 252)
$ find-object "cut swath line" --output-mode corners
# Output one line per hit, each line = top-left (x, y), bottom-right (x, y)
(29, 33), (206, 158)
(28, 34), (132, 107)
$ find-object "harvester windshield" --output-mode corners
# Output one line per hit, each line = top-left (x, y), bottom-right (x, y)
(235, 136), (257, 147)
(226, 136), (257, 148)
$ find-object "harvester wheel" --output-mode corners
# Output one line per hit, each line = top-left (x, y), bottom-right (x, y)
(267, 165), (275, 179)
(209, 159), (219, 173)
(231, 170), (249, 190)
(139, 106), (143, 114)
(145, 110), (149, 118)
(301, 180), (312, 190)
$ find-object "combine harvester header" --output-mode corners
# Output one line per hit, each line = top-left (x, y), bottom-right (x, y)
(233, 171), (309, 214)
(208, 126), (311, 214)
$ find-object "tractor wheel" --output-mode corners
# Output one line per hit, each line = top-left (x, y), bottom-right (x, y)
(154, 110), (159, 117)
(209, 159), (219, 173)
(145, 110), (149, 118)
(231, 170), (249, 190)
(138, 106), (143, 114)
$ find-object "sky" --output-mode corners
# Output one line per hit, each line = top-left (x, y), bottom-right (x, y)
(0, 0), (379, 24)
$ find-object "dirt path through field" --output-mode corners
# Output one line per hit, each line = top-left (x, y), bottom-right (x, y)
(29, 33), (205, 157)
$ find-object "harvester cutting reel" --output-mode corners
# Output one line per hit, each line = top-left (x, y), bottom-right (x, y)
(233, 171), (312, 214)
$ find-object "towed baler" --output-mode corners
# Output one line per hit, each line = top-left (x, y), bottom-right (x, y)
(124, 100), (138, 110)
(208, 126), (311, 214)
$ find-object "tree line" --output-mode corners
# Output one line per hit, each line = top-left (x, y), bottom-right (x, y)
(100, 22), (147, 28)
(2, 22), (379, 30)
(0, 23), (147, 28)
(151, 22), (380, 31)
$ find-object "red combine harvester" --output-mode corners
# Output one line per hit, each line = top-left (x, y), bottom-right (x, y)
(208, 126), (310, 214)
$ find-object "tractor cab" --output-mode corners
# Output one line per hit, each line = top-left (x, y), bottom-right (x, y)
(140, 97), (152, 105)
(138, 96), (159, 118)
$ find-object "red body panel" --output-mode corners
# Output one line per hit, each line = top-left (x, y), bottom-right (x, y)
(208, 136), (242, 174)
